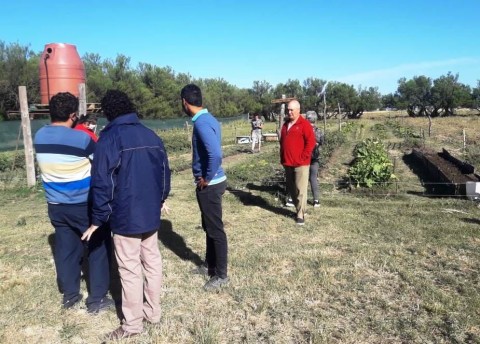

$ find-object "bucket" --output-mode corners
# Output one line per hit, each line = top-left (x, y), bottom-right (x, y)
(39, 43), (85, 104)
(466, 181), (480, 201)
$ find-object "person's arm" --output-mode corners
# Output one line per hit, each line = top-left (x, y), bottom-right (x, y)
(301, 122), (316, 162)
(82, 136), (120, 241)
(158, 137), (171, 201)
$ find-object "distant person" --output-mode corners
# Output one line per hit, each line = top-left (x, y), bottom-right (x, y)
(74, 114), (98, 142)
(280, 100), (316, 225)
(34, 92), (112, 313)
(250, 113), (263, 153)
(82, 90), (171, 340)
(180, 83), (229, 291)
(306, 112), (324, 207)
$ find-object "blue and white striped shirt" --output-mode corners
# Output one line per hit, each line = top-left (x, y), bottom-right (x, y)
(34, 125), (95, 204)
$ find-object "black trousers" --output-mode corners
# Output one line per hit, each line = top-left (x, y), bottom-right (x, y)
(195, 181), (228, 278)
(48, 203), (111, 305)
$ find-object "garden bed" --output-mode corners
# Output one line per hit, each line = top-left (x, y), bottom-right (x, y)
(411, 148), (480, 195)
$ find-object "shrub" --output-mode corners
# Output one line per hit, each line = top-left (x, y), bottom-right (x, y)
(348, 138), (395, 188)
(319, 131), (346, 167)
(0, 150), (26, 172)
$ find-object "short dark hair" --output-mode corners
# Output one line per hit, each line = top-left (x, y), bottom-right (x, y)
(101, 90), (136, 122)
(78, 114), (97, 124)
(180, 84), (202, 107)
(49, 92), (79, 122)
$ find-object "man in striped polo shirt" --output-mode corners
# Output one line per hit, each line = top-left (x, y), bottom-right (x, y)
(34, 92), (113, 313)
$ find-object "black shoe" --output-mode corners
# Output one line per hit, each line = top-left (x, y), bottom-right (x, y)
(62, 294), (83, 309)
(203, 276), (229, 291)
(296, 218), (305, 226)
(87, 296), (115, 314)
(191, 264), (209, 276)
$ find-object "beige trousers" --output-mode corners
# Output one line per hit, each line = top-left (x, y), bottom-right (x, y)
(113, 230), (162, 333)
(285, 165), (310, 220)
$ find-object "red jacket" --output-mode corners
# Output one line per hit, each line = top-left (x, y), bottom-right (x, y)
(280, 115), (316, 167)
(74, 123), (98, 142)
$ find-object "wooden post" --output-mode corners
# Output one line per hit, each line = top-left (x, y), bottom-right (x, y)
(463, 128), (466, 154)
(278, 94), (286, 138)
(338, 102), (341, 131)
(185, 121), (192, 153)
(78, 83), (86, 117)
(19, 86), (36, 187)
(323, 91), (327, 134)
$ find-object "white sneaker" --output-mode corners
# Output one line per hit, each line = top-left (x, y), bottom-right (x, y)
(313, 200), (320, 207)
(285, 199), (294, 207)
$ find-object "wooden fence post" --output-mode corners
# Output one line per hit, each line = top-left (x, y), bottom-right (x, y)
(278, 94), (286, 139)
(78, 83), (86, 117)
(19, 86), (36, 187)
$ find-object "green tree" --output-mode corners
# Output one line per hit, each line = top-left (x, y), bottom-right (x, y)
(83, 52), (113, 102)
(302, 77), (327, 114)
(0, 41), (39, 119)
(472, 80), (480, 113)
(396, 76), (432, 117)
(248, 80), (274, 115)
(326, 82), (358, 118)
(381, 93), (400, 110)
(430, 72), (472, 116)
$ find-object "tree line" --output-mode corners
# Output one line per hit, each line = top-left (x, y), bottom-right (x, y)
(0, 41), (479, 120)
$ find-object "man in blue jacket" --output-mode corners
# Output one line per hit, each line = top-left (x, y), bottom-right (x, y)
(82, 90), (171, 340)
(181, 84), (229, 291)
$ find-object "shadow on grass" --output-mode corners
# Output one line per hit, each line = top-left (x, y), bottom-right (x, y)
(158, 219), (203, 266)
(461, 217), (480, 225)
(227, 184), (295, 217)
(47, 229), (122, 318)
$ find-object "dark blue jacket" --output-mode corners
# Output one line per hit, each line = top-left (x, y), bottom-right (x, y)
(90, 113), (171, 235)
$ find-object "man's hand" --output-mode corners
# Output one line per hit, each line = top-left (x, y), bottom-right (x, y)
(161, 201), (171, 215)
(81, 225), (99, 241)
(196, 177), (209, 190)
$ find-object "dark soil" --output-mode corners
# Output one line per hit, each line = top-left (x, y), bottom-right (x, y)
(406, 148), (480, 196)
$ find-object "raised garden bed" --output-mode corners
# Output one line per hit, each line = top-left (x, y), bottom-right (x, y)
(411, 148), (480, 196)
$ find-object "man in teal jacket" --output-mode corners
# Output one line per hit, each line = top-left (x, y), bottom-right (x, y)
(181, 84), (229, 291)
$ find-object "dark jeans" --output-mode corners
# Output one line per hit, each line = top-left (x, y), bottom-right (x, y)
(48, 203), (111, 305)
(195, 181), (228, 278)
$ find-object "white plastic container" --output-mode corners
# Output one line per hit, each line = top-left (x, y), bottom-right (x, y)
(466, 181), (480, 201)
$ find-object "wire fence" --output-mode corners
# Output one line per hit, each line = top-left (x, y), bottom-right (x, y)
(2, 175), (479, 205)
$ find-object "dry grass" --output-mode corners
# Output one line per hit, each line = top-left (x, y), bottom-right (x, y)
(1, 114), (480, 343)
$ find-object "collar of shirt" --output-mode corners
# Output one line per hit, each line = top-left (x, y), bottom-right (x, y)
(192, 108), (209, 123)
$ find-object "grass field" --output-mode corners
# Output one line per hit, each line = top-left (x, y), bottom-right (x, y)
(0, 113), (479, 343)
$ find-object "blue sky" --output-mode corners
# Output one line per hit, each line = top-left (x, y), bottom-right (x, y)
(2, 0), (479, 94)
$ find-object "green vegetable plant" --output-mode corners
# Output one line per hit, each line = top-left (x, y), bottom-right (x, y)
(347, 138), (395, 188)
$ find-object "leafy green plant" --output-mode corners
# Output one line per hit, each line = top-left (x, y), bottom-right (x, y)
(385, 119), (421, 139)
(370, 123), (388, 139)
(348, 138), (395, 188)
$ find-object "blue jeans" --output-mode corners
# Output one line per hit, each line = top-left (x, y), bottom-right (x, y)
(195, 181), (228, 278)
(48, 203), (111, 305)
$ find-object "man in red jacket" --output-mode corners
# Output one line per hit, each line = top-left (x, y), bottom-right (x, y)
(280, 100), (316, 225)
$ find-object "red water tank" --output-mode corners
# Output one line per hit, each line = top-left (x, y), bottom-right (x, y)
(39, 43), (85, 104)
